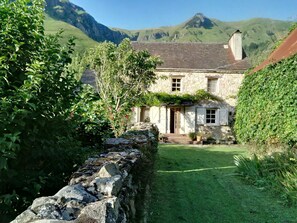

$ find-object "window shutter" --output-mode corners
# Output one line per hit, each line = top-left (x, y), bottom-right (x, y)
(219, 109), (229, 125)
(196, 107), (206, 125)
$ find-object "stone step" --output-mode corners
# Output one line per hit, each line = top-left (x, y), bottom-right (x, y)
(161, 134), (193, 144)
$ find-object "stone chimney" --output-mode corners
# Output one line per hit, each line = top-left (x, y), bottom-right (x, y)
(229, 30), (243, 60)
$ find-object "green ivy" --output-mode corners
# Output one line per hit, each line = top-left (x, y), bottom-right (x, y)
(235, 54), (297, 148)
(137, 89), (222, 106)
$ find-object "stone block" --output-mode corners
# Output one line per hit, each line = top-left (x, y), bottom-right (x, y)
(75, 198), (119, 223)
(91, 175), (122, 196)
(11, 210), (38, 223)
(98, 163), (121, 178)
(55, 184), (97, 203)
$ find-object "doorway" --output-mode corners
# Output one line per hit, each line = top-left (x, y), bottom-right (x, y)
(170, 108), (181, 134)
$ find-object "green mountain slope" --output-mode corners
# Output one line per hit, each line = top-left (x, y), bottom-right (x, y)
(43, 0), (293, 65)
(45, 0), (128, 44)
(121, 13), (293, 64)
(44, 14), (98, 53)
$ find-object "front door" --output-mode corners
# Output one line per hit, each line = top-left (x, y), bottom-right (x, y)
(170, 108), (181, 134)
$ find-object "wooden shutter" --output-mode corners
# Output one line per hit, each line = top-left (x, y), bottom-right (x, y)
(219, 108), (229, 125)
(196, 107), (206, 125)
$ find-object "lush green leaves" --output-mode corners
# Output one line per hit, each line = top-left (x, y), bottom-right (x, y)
(137, 89), (222, 107)
(235, 54), (297, 147)
(235, 151), (297, 205)
(83, 39), (162, 137)
(0, 0), (109, 218)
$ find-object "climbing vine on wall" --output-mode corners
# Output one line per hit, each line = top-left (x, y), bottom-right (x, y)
(235, 54), (297, 147)
(137, 90), (221, 106)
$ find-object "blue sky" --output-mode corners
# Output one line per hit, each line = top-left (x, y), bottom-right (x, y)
(70, 0), (297, 30)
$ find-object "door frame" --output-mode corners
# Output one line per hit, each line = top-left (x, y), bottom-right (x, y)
(170, 107), (181, 134)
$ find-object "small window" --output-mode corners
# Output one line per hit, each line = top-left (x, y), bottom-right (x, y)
(206, 109), (217, 124)
(172, 78), (181, 92)
(207, 78), (218, 93)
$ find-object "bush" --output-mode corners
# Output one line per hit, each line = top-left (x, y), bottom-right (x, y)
(235, 150), (297, 205)
(235, 54), (297, 148)
(0, 0), (110, 219)
(72, 84), (113, 148)
(188, 132), (197, 141)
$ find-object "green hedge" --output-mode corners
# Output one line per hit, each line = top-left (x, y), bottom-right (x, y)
(235, 54), (297, 147)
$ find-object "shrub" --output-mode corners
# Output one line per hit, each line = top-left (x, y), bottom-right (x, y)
(0, 0), (109, 218)
(72, 84), (113, 148)
(235, 151), (297, 205)
(188, 132), (197, 141)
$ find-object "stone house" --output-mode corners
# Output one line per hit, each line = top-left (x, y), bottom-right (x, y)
(131, 30), (251, 141)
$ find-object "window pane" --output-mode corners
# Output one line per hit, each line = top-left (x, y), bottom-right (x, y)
(172, 78), (181, 91)
(207, 78), (218, 93)
(206, 109), (217, 124)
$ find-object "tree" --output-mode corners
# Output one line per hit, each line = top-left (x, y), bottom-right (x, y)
(84, 39), (162, 137)
(0, 0), (82, 215)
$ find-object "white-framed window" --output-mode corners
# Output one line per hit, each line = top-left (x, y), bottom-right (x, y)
(206, 108), (217, 124)
(207, 78), (218, 94)
(196, 107), (228, 126)
(172, 78), (181, 92)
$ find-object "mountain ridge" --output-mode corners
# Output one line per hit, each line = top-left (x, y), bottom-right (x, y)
(44, 1), (293, 64)
(45, 0), (128, 44)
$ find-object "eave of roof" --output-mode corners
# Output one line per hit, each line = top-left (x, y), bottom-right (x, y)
(253, 28), (297, 73)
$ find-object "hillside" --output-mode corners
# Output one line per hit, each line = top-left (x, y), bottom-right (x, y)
(122, 13), (293, 64)
(45, 0), (128, 44)
(44, 14), (98, 53)
(44, 0), (293, 65)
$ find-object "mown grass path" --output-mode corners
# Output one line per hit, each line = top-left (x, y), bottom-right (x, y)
(147, 144), (297, 223)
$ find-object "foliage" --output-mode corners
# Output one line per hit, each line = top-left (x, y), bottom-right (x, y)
(0, 0), (107, 218)
(137, 89), (221, 106)
(71, 84), (113, 148)
(188, 132), (197, 141)
(235, 150), (297, 205)
(289, 23), (297, 33)
(235, 54), (297, 148)
(83, 39), (162, 137)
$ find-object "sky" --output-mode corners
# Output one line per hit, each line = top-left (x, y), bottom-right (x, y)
(70, 0), (297, 30)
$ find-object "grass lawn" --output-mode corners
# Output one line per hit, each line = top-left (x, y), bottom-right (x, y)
(147, 144), (297, 223)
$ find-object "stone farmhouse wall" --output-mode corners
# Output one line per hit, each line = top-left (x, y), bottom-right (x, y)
(131, 70), (243, 141)
(12, 123), (158, 223)
(151, 71), (244, 107)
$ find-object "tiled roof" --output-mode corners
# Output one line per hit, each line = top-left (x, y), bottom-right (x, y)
(132, 42), (251, 72)
(253, 28), (297, 73)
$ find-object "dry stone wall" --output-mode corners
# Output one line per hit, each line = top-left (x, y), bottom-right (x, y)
(12, 123), (158, 223)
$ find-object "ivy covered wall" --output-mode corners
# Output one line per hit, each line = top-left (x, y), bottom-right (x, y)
(235, 54), (297, 147)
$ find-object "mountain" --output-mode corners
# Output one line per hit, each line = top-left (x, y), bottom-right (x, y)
(44, 0), (128, 44)
(44, 14), (98, 53)
(43, 0), (293, 64)
(121, 13), (293, 64)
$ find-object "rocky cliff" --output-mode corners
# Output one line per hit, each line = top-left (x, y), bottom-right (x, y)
(45, 0), (129, 44)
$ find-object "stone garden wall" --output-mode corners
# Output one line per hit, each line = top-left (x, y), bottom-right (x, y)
(12, 123), (158, 223)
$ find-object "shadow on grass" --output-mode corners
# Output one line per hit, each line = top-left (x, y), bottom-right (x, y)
(147, 144), (297, 223)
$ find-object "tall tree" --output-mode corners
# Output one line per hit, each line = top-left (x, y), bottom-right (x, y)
(84, 39), (162, 137)
(0, 0), (81, 216)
